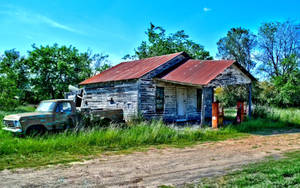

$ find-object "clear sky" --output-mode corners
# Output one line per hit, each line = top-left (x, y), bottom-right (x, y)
(0, 0), (299, 65)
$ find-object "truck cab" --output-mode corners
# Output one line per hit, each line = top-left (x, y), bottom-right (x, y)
(2, 99), (76, 135)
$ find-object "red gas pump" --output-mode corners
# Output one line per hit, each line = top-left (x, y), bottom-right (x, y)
(212, 102), (224, 128)
(236, 101), (244, 124)
(212, 102), (219, 129)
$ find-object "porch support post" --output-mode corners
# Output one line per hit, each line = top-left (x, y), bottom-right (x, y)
(200, 87), (213, 126)
(248, 83), (252, 119)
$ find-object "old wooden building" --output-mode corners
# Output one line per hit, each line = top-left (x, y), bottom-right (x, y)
(79, 52), (255, 124)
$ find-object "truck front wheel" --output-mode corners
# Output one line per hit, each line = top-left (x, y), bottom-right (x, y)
(26, 125), (47, 136)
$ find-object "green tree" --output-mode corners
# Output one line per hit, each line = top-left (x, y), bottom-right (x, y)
(26, 44), (104, 100)
(271, 55), (300, 107)
(0, 49), (27, 109)
(217, 27), (257, 72)
(257, 21), (299, 77)
(124, 23), (212, 60)
(256, 21), (300, 107)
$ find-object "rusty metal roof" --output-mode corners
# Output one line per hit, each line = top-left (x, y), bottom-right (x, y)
(80, 52), (184, 85)
(161, 60), (236, 85)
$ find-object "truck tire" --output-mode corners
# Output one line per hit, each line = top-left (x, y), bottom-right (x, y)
(64, 119), (74, 129)
(101, 118), (112, 126)
(26, 125), (46, 136)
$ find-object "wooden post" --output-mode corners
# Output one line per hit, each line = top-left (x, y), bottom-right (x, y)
(248, 83), (252, 119)
(200, 87), (213, 127)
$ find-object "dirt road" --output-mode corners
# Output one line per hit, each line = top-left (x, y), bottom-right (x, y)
(1, 130), (300, 187)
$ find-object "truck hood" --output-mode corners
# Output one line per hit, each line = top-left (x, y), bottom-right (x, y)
(3, 112), (53, 121)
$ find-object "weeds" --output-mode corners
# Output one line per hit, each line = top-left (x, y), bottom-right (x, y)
(253, 106), (300, 125)
(0, 106), (299, 170)
(0, 119), (243, 170)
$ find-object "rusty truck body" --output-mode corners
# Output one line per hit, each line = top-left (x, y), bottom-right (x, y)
(2, 99), (123, 135)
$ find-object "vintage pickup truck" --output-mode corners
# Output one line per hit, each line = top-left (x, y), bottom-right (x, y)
(2, 99), (123, 135)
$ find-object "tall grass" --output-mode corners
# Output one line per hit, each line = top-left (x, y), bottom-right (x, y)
(231, 107), (300, 133)
(0, 119), (243, 170)
(0, 105), (299, 170)
(253, 106), (300, 125)
(0, 122), (241, 153)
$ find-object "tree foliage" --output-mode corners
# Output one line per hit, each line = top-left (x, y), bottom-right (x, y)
(256, 21), (300, 107)
(0, 45), (110, 107)
(217, 27), (257, 71)
(26, 44), (108, 101)
(257, 21), (299, 77)
(91, 53), (111, 75)
(124, 23), (212, 60)
(217, 21), (300, 107)
(264, 55), (300, 107)
(215, 83), (261, 107)
(0, 49), (28, 109)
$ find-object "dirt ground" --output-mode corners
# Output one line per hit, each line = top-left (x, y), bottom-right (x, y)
(1, 130), (300, 188)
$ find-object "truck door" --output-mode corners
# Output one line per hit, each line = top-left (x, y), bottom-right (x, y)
(54, 102), (72, 129)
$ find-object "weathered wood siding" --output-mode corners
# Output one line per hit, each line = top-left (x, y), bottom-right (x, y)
(138, 78), (156, 118)
(82, 80), (139, 120)
(138, 54), (193, 121)
(207, 64), (251, 87)
(80, 58), (252, 123)
(139, 80), (201, 122)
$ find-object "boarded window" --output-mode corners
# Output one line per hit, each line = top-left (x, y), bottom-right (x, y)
(156, 87), (164, 113)
(197, 89), (202, 112)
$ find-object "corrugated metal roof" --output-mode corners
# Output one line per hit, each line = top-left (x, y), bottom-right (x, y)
(80, 52), (183, 85)
(161, 59), (235, 85)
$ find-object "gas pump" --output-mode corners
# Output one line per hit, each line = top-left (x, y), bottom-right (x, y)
(212, 102), (224, 129)
(236, 101), (245, 123)
(212, 102), (219, 129)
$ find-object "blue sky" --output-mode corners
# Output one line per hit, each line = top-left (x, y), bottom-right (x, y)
(0, 0), (299, 65)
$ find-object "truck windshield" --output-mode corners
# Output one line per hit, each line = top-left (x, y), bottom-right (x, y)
(36, 102), (56, 112)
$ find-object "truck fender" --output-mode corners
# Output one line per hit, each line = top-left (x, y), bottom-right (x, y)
(25, 124), (47, 135)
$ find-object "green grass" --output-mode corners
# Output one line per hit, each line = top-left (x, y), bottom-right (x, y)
(224, 108), (237, 121)
(197, 151), (300, 187)
(225, 106), (300, 133)
(0, 106), (299, 171)
(0, 113), (243, 170)
(232, 118), (299, 133)
(268, 107), (300, 125)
